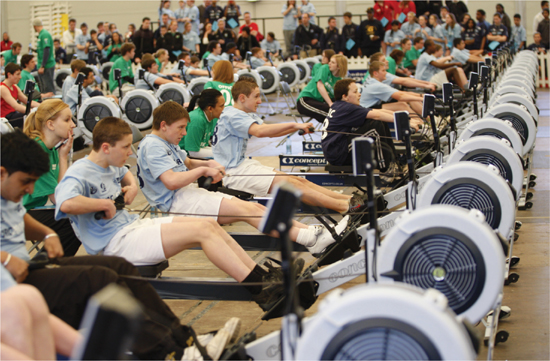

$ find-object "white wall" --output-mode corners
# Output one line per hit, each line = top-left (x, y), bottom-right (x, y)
(2, 0), (543, 52)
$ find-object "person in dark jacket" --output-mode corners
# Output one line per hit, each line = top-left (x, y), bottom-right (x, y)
(342, 12), (359, 58)
(155, 25), (171, 52)
(416, 1), (443, 18)
(495, 3), (512, 33)
(356, 7), (385, 58)
(133, 17), (155, 62)
(293, 13), (324, 57)
(236, 26), (260, 56)
(323, 17), (341, 53)
(447, 0), (468, 23)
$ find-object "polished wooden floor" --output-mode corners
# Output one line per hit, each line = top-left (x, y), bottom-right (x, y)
(69, 89), (549, 360)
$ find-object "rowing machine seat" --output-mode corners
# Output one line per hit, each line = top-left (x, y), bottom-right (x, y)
(217, 187), (254, 200)
(325, 164), (353, 173)
(137, 260), (169, 278)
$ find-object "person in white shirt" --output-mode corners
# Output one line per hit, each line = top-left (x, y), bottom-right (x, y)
(62, 18), (82, 60)
(533, 0), (549, 33)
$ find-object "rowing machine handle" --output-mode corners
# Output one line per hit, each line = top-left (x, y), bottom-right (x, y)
(94, 211), (106, 220)
(94, 194), (126, 220)
(202, 176), (213, 189)
(298, 127), (315, 136)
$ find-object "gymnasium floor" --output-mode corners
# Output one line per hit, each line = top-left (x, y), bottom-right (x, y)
(69, 89), (550, 360)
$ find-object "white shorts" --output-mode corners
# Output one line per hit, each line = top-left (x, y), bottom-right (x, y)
(104, 217), (174, 266)
(224, 159), (276, 197)
(169, 184), (233, 220)
(430, 71), (449, 89)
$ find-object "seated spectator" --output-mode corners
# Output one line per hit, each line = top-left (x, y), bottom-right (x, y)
(260, 32), (281, 58)
(511, 14), (527, 51)
(135, 57), (186, 90)
(18, 54), (54, 101)
(401, 12), (421, 40)
(487, 13), (509, 51)
(66, 67), (118, 114)
(182, 21), (200, 54)
(415, 40), (467, 89)
(462, 18), (485, 54)
(201, 23), (214, 55)
(311, 49), (334, 77)
(451, 38), (485, 66)
(208, 18), (235, 52)
(103, 23), (119, 48)
(53, 38), (68, 64)
(75, 23), (90, 61)
(384, 20), (406, 56)
(249, 47), (271, 69)
(323, 17), (341, 53)
(1, 42), (21, 66)
(108, 43), (135, 95)
(1, 63), (39, 128)
(207, 40), (223, 68)
(527, 32), (548, 53)
(103, 31), (123, 62)
(236, 26), (260, 56)
(1, 32), (13, 52)
(239, 11), (263, 41)
(360, 61), (424, 116)
(403, 37), (424, 69)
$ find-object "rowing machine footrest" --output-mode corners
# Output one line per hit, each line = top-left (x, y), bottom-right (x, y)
(434, 104), (449, 115)
(217, 187), (254, 200)
(325, 164), (353, 174)
(137, 260), (169, 278)
(317, 229), (360, 267)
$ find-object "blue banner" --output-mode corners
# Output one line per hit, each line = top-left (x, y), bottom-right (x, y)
(348, 69), (368, 84)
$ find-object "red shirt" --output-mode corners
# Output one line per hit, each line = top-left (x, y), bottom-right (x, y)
(374, 2), (395, 30)
(1, 40), (13, 52)
(239, 22), (264, 42)
(1, 82), (18, 116)
(394, 1), (416, 21)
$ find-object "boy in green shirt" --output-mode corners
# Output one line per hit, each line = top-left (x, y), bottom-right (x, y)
(18, 54), (53, 100)
(404, 37), (425, 69)
(108, 43), (135, 94)
(33, 20), (56, 93)
(1, 42), (21, 65)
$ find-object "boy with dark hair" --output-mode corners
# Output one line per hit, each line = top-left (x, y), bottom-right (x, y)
(537, 8), (550, 48)
(65, 67), (118, 113)
(1, 42), (21, 65)
(527, 32), (548, 53)
(213, 78), (361, 219)
(1, 63), (39, 128)
(415, 39), (467, 89)
(451, 38), (485, 65)
(108, 42), (136, 94)
(18, 54), (54, 100)
(53, 38), (67, 64)
(55, 116), (289, 311)
(135, 57), (186, 90)
(342, 12), (358, 58)
(487, 13), (508, 50)
(137, 101), (341, 254)
(511, 14), (527, 51)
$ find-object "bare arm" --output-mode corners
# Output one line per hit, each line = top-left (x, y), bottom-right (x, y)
(59, 195), (116, 218)
(367, 109), (395, 123)
(248, 122), (314, 138)
(1, 85), (26, 113)
(158, 166), (222, 190)
(429, 60), (461, 69)
(23, 213), (64, 258)
(317, 80), (332, 106)
(392, 91), (423, 102)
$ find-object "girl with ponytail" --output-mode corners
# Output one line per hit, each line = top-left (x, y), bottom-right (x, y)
(22, 99), (82, 256)
(179, 88), (225, 158)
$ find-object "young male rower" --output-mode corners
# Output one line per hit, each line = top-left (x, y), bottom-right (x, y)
(415, 39), (468, 90)
(213, 78), (361, 215)
(136, 100), (346, 254)
(55, 116), (287, 310)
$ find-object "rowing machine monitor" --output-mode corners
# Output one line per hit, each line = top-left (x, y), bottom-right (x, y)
(422, 93), (435, 119)
(477, 61), (485, 74)
(442, 82), (453, 104)
(138, 68), (145, 79)
(24, 80), (35, 116)
(467, 72), (479, 90)
(203, 58), (211, 77)
(177, 60), (188, 84)
(480, 66), (489, 81)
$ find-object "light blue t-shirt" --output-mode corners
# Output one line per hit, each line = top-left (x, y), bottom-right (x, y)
(175, 6), (200, 34)
(384, 30), (406, 55)
(170, 62), (199, 80)
(250, 56), (265, 69)
(75, 33), (91, 60)
(363, 71), (398, 87)
(1, 197), (30, 263)
(433, 24), (447, 51)
(417, 26), (433, 41)
(136, 134), (189, 212)
(183, 31), (200, 52)
(300, 2), (317, 25)
(159, 8), (176, 26)
(360, 77), (398, 108)
(451, 47), (470, 65)
(207, 53), (222, 68)
(62, 76), (93, 109)
(415, 52), (442, 81)
(281, 4), (299, 30)
(135, 71), (160, 90)
(511, 25), (526, 50)
(212, 106), (263, 169)
(260, 39), (281, 54)
(401, 22), (421, 39)
(55, 158), (138, 255)
(65, 83), (90, 114)
(1, 265), (16, 291)
(445, 24), (462, 49)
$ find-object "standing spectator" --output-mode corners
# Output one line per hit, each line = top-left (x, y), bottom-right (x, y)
(537, 8), (550, 49)
(126, 23), (136, 43)
(374, 1), (394, 31)
(447, 0), (468, 23)
(357, 7), (385, 57)
(260, 32), (281, 58)
(443, 13), (461, 53)
(527, 32), (548, 53)
(239, 12), (264, 42)
(460, 13), (471, 29)
(62, 18), (81, 60)
(175, 0), (188, 32)
(487, 13), (508, 51)
(103, 31), (123, 62)
(476, 9), (491, 31)
(1, 63), (39, 128)
(236, 26), (260, 56)
(168, 20), (184, 60)
(103, 23), (119, 48)
(533, 1), (549, 34)
(53, 39), (67, 64)
(182, 21), (200, 54)
(1, 43), (21, 66)
(209, 18), (235, 51)
(416, 0), (442, 18)
(86, 30), (104, 65)
(293, 13), (323, 58)
(429, 14), (447, 52)
(18, 54), (54, 100)
(159, 0), (176, 26)
(323, 17), (341, 53)
(395, 1), (416, 22)
(155, 14), (171, 41)
(155, 25), (171, 52)
(462, 18), (485, 53)
(224, 0), (241, 35)
(75, 23), (90, 61)
(342, 12), (359, 58)
(282, 0), (300, 59)
(33, 19), (56, 94)
(401, 12), (420, 40)
(439, 6), (449, 23)
(206, 0), (223, 24)
(384, 20), (406, 56)
(198, 0), (212, 26)
(133, 17), (155, 62)
(176, 0), (201, 34)
(97, 22), (106, 43)
(298, 0), (317, 25)
(414, 15), (433, 41)
(1, 32), (13, 52)
(495, 4), (511, 33)
(511, 14), (527, 51)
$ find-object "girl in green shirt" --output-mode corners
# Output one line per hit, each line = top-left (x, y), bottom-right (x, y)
(311, 49), (335, 78)
(296, 54), (348, 122)
(22, 99), (82, 256)
(204, 60), (235, 107)
(104, 31), (123, 62)
(179, 89), (225, 158)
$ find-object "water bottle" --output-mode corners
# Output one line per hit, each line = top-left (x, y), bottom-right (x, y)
(28, 43), (33, 55)
(285, 135), (292, 154)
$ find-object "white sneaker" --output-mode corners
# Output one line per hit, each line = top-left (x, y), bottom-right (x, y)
(205, 317), (241, 361)
(306, 216), (350, 254)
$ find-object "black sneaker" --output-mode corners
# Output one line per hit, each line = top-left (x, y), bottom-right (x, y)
(252, 279), (285, 311)
(347, 191), (366, 213)
(263, 258), (305, 282)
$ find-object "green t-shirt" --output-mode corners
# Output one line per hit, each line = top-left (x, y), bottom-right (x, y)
(311, 62), (322, 78)
(202, 51), (210, 60)
(386, 56), (397, 75)
(109, 57), (134, 92)
(204, 81), (235, 107)
(106, 43), (122, 62)
(404, 48), (421, 68)
(179, 108), (216, 152)
(155, 58), (164, 72)
(23, 139), (59, 210)
(1, 50), (17, 65)
(297, 64), (340, 102)
(18, 70), (39, 96)
(37, 29), (56, 69)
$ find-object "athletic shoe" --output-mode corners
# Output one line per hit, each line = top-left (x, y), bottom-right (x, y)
(252, 279), (285, 311)
(205, 317), (242, 361)
(264, 258), (306, 282)
(306, 216), (350, 254)
(348, 191), (366, 213)
(379, 162), (401, 185)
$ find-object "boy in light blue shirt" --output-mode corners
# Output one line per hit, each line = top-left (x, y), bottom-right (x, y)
(137, 101), (337, 254)
(511, 14), (527, 50)
(299, 0), (317, 25)
(250, 47), (270, 69)
(415, 40), (468, 89)
(74, 24), (90, 61)
(401, 13), (421, 40)
(451, 38), (485, 66)
(135, 57), (186, 90)
(206, 40), (223, 68)
(65, 67), (118, 114)
(260, 32), (281, 58)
